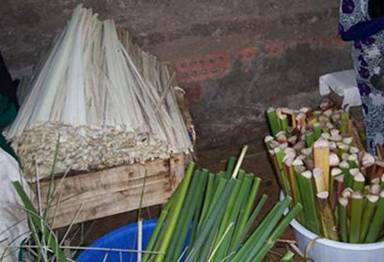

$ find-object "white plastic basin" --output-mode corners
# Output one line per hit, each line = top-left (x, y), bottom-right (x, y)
(280, 193), (384, 261)
(290, 217), (384, 262)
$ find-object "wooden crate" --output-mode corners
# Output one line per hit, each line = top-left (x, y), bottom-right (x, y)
(32, 154), (185, 229)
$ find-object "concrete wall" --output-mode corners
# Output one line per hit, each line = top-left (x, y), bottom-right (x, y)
(0, 0), (352, 149)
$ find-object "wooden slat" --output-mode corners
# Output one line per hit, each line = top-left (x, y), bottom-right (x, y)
(50, 179), (172, 228)
(32, 154), (184, 228)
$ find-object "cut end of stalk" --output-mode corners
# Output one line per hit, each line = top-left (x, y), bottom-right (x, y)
(284, 147), (296, 157)
(329, 141), (337, 150)
(330, 134), (342, 142)
(300, 107), (311, 114)
(301, 170), (313, 179)
(276, 132), (287, 142)
(292, 158), (304, 166)
(380, 190), (384, 198)
(342, 188), (353, 198)
(343, 137), (353, 145)
(321, 132), (331, 140)
(297, 155), (306, 161)
(284, 156), (294, 166)
(294, 165), (306, 174)
(371, 177), (380, 185)
(334, 175), (344, 182)
(314, 138), (330, 148)
(317, 191), (329, 199)
(301, 148), (312, 156)
(367, 194), (379, 204)
(348, 154), (358, 162)
(337, 143), (349, 151)
(370, 184), (381, 195)
(350, 168), (360, 177)
(338, 197), (349, 207)
(329, 153), (340, 166)
(331, 168), (342, 177)
(341, 153), (350, 161)
(339, 161), (350, 169)
(287, 135), (298, 145)
(350, 146), (359, 154)
(353, 173), (365, 183)
(273, 147), (282, 154)
(330, 129), (340, 137)
(264, 136), (274, 143)
(351, 191), (363, 199)
(362, 153), (375, 167)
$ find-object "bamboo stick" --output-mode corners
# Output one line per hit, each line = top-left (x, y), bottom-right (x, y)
(314, 139), (330, 191)
(273, 147), (291, 196)
(297, 170), (321, 234)
(337, 197), (349, 242)
(330, 168), (342, 209)
(349, 192), (364, 243)
(360, 194), (379, 242)
(267, 108), (280, 136)
(284, 157), (300, 206)
(317, 191), (339, 241)
(352, 172), (365, 193)
(365, 191), (384, 243)
(313, 168), (326, 193)
(334, 175), (345, 209)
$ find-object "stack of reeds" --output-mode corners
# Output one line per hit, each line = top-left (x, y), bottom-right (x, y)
(143, 148), (302, 261)
(265, 100), (384, 243)
(5, 5), (192, 180)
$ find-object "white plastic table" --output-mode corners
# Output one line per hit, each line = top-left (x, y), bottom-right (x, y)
(319, 69), (362, 109)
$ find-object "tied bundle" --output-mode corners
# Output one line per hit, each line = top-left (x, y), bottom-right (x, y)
(5, 5), (192, 180)
(143, 147), (302, 262)
(265, 101), (384, 243)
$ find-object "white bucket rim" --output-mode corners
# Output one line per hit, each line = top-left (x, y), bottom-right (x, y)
(290, 218), (384, 250)
(279, 191), (384, 250)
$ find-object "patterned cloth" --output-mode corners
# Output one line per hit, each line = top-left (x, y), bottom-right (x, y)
(340, 0), (384, 153)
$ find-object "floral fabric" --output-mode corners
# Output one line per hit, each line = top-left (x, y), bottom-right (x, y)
(340, 0), (384, 153)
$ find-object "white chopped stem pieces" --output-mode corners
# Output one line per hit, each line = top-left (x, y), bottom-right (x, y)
(5, 5), (192, 180)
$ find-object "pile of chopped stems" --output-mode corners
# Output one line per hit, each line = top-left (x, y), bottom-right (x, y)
(265, 101), (384, 243)
(143, 149), (302, 262)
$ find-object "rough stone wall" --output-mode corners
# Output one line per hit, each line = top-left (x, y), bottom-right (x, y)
(0, 0), (352, 149)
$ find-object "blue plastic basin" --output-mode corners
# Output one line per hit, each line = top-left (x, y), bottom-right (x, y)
(76, 219), (158, 262)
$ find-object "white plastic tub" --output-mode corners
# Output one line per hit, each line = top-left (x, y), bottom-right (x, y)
(290, 218), (384, 262)
(280, 193), (384, 261)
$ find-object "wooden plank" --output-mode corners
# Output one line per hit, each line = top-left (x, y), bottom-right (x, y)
(50, 179), (172, 228)
(32, 154), (185, 228)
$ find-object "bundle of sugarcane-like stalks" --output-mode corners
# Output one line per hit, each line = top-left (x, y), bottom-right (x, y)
(265, 101), (384, 243)
(5, 5), (192, 180)
(143, 147), (302, 262)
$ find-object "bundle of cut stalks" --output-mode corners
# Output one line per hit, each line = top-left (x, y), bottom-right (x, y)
(143, 147), (302, 262)
(265, 100), (384, 243)
(5, 5), (192, 180)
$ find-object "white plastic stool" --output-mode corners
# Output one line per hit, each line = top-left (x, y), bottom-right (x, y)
(319, 69), (362, 109)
